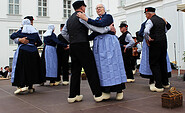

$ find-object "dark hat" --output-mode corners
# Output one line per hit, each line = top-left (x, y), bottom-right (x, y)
(24, 16), (34, 21)
(119, 23), (128, 28)
(72, 0), (86, 10)
(60, 24), (65, 28)
(4, 66), (9, 69)
(144, 7), (156, 13)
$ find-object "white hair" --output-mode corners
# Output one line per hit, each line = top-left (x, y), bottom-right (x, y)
(148, 12), (155, 14)
(97, 4), (107, 12)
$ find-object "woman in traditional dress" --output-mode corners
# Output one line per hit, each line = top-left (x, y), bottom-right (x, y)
(77, 4), (127, 100)
(41, 24), (69, 86)
(10, 19), (43, 94)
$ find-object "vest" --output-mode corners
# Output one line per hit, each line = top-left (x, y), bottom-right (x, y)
(119, 31), (130, 46)
(150, 15), (167, 42)
(66, 11), (89, 44)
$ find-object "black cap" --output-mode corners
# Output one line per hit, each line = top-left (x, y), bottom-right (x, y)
(72, 0), (86, 10)
(24, 16), (34, 21)
(144, 7), (155, 13)
(119, 23), (128, 28)
(60, 24), (65, 28)
(4, 66), (9, 69)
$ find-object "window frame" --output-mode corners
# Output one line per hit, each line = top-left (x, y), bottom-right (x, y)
(9, 29), (18, 46)
(120, 0), (126, 7)
(38, 30), (46, 47)
(87, 0), (93, 16)
(9, 0), (20, 15)
(9, 57), (13, 68)
(63, 0), (72, 18)
(38, 0), (48, 17)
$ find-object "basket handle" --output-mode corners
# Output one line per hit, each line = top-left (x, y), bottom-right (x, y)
(169, 87), (180, 95)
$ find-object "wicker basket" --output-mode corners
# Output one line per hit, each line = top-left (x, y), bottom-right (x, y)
(81, 73), (87, 80)
(161, 87), (183, 108)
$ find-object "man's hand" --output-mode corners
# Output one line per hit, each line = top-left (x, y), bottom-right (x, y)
(124, 48), (127, 53)
(19, 37), (29, 44)
(109, 23), (116, 34)
(77, 12), (88, 21)
(64, 45), (70, 50)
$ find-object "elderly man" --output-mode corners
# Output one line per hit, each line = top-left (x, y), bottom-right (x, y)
(119, 23), (135, 83)
(62, 0), (115, 103)
(144, 7), (170, 92)
(77, 3), (127, 100)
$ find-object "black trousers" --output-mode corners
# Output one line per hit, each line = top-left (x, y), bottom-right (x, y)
(149, 72), (171, 84)
(69, 42), (102, 98)
(131, 56), (137, 70)
(122, 48), (134, 79)
(57, 49), (70, 81)
(149, 40), (169, 88)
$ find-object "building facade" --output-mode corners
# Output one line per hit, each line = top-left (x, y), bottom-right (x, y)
(0, 0), (76, 68)
(0, 0), (185, 70)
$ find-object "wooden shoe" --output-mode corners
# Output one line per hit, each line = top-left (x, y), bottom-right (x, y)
(150, 85), (164, 92)
(14, 88), (22, 94)
(54, 81), (61, 86)
(14, 87), (28, 94)
(28, 88), (35, 93)
(163, 83), (170, 89)
(149, 83), (155, 91)
(116, 92), (124, 100)
(94, 93), (110, 102)
(127, 79), (135, 83)
(62, 81), (69, 86)
(68, 95), (83, 103)
(50, 83), (54, 86)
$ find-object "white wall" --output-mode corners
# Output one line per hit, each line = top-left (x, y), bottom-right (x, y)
(1, 0), (185, 70)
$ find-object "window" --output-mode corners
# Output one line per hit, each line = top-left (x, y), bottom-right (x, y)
(9, 0), (19, 14)
(38, 0), (48, 16)
(9, 29), (18, 45)
(63, 0), (71, 18)
(120, 0), (126, 7)
(87, 0), (92, 16)
(9, 58), (13, 68)
(39, 30), (46, 47)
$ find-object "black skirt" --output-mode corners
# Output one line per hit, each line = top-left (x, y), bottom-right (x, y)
(12, 49), (45, 86)
(101, 83), (126, 93)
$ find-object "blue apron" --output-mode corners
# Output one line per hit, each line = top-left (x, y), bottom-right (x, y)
(93, 34), (127, 86)
(139, 39), (172, 75)
(45, 45), (58, 78)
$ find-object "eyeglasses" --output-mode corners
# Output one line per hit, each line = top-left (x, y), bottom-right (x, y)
(96, 7), (103, 10)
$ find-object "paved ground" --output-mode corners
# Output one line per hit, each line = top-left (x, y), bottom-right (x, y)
(0, 70), (185, 113)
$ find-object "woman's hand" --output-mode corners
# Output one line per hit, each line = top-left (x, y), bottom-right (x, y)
(109, 23), (116, 34)
(19, 37), (29, 44)
(77, 12), (88, 21)
(162, 18), (167, 24)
